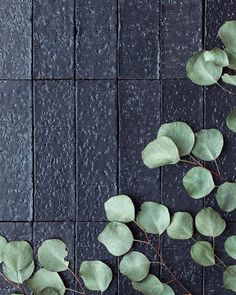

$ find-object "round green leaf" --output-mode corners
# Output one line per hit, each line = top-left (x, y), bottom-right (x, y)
(136, 202), (170, 235)
(167, 212), (193, 240)
(225, 236), (236, 259)
(2, 241), (33, 271)
(38, 239), (69, 272)
(162, 284), (175, 295)
(192, 129), (224, 161)
(131, 274), (163, 295)
(79, 260), (112, 292)
(142, 136), (180, 169)
(3, 260), (34, 284)
(223, 265), (236, 292)
(183, 167), (214, 199)
(0, 235), (7, 263)
(222, 74), (236, 86)
(190, 241), (215, 266)
(203, 48), (229, 67)
(27, 269), (65, 295)
(98, 222), (133, 256)
(39, 288), (59, 295)
(216, 182), (236, 212)
(104, 195), (135, 223)
(226, 109), (236, 133)
(120, 251), (150, 282)
(157, 121), (195, 156)
(186, 51), (222, 86)
(219, 21), (236, 54)
(225, 48), (236, 70)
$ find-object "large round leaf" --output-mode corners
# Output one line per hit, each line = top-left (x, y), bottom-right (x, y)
(183, 167), (214, 199)
(141, 137), (180, 169)
(2, 241), (33, 271)
(38, 239), (69, 272)
(3, 260), (34, 284)
(157, 121), (195, 156)
(225, 236), (236, 259)
(190, 241), (215, 266)
(186, 51), (222, 86)
(39, 288), (59, 295)
(0, 235), (7, 263)
(162, 284), (175, 295)
(119, 251), (150, 282)
(192, 129), (224, 161)
(98, 222), (133, 256)
(222, 74), (236, 86)
(226, 109), (236, 133)
(104, 195), (135, 223)
(136, 202), (170, 235)
(203, 48), (229, 67)
(79, 261), (112, 292)
(27, 269), (65, 295)
(225, 48), (236, 70)
(167, 212), (193, 240)
(195, 207), (226, 237)
(223, 265), (236, 292)
(216, 182), (236, 212)
(131, 274), (163, 295)
(219, 21), (236, 54)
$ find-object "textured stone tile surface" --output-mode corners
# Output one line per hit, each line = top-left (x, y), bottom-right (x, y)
(77, 81), (117, 221)
(35, 81), (75, 221)
(76, 0), (117, 79)
(33, 0), (74, 79)
(161, 0), (202, 78)
(0, 81), (32, 221)
(119, 0), (159, 78)
(0, 0), (32, 79)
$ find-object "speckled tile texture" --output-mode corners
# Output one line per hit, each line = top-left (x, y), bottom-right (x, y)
(0, 0), (236, 294)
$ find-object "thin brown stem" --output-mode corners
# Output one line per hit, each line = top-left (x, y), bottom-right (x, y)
(0, 272), (25, 294)
(217, 82), (236, 96)
(190, 155), (203, 167)
(68, 268), (86, 295)
(133, 220), (150, 243)
(214, 159), (221, 177)
(66, 288), (84, 294)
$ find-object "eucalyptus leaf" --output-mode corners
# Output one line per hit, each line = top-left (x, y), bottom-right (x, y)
(192, 129), (224, 161)
(131, 274), (163, 295)
(225, 236), (236, 259)
(38, 239), (69, 272)
(222, 74), (236, 86)
(195, 207), (226, 237)
(216, 182), (236, 212)
(39, 288), (59, 295)
(0, 235), (7, 263)
(136, 202), (170, 235)
(183, 167), (214, 199)
(167, 212), (193, 240)
(3, 261), (34, 284)
(203, 48), (229, 67)
(119, 251), (150, 282)
(190, 241), (215, 266)
(162, 284), (175, 295)
(218, 21), (236, 54)
(104, 195), (135, 223)
(79, 261), (112, 292)
(142, 136), (180, 169)
(98, 222), (133, 256)
(226, 109), (236, 132)
(223, 265), (236, 292)
(157, 121), (195, 156)
(225, 48), (236, 70)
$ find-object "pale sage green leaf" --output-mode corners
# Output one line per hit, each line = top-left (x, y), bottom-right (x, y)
(142, 136), (180, 169)
(27, 269), (65, 295)
(98, 222), (133, 256)
(136, 202), (170, 235)
(225, 236), (236, 259)
(79, 261), (112, 292)
(190, 241), (215, 266)
(2, 241), (33, 271)
(195, 207), (226, 237)
(162, 284), (175, 295)
(104, 195), (135, 223)
(186, 51), (222, 86)
(38, 239), (69, 272)
(225, 48), (236, 70)
(157, 121), (195, 156)
(216, 182), (236, 212)
(167, 212), (193, 240)
(192, 129), (224, 161)
(3, 261), (34, 284)
(222, 74), (236, 86)
(131, 274), (163, 295)
(0, 235), (7, 263)
(120, 251), (150, 282)
(203, 48), (229, 67)
(183, 167), (214, 199)
(218, 21), (236, 54)
(39, 288), (59, 295)
(223, 265), (236, 292)
(226, 109), (236, 132)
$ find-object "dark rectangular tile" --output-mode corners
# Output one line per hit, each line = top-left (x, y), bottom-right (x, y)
(33, 0), (74, 79)
(0, 81), (32, 221)
(0, 0), (32, 79)
(161, 0), (202, 78)
(35, 81), (75, 221)
(119, 0), (160, 78)
(76, 0), (117, 79)
(77, 81), (117, 221)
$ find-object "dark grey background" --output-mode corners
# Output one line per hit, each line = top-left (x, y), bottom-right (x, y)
(0, 0), (236, 294)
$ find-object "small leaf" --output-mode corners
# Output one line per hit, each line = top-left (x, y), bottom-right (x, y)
(190, 241), (215, 266)
(3, 261), (34, 284)
(222, 74), (236, 86)
(98, 222), (133, 256)
(225, 48), (236, 70)
(0, 235), (7, 263)
(195, 207), (226, 237)
(218, 21), (236, 54)
(136, 202), (170, 235)
(104, 195), (135, 223)
(223, 265), (236, 292)
(38, 239), (69, 272)
(131, 274), (163, 295)
(216, 182), (236, 212)
(226, 109), (236, 133)
(79, 261), (112, 292)
(39, 288), (59, 295)
(142, 136), (180, 169)
(203, 48), (229, 67)
(119, 251), (150, 282)
(167, 212), (193, 240)
(162, 284), (175, 295)
(225, 236), (236, 259)
(157, 121), (195, 156)
(192, 129), (224, 161)
(183, 167), (214, 199)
